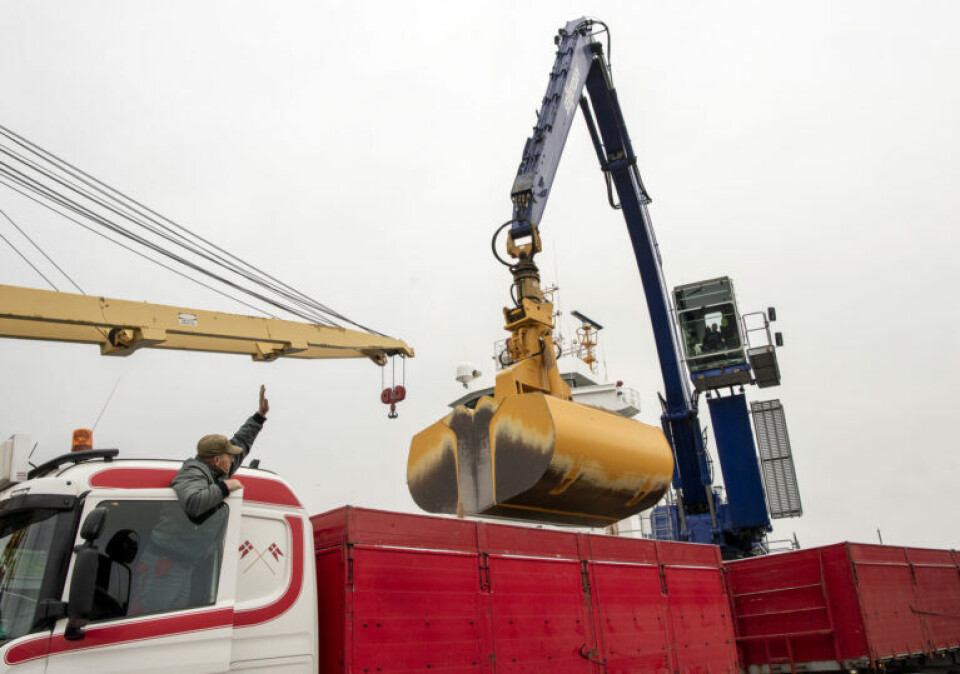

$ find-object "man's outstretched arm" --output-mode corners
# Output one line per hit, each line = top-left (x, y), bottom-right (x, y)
(226, 385), (269, 477)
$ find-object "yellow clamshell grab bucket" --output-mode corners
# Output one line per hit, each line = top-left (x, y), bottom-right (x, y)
(409, 221), (674, 527)
(408, 391), (674, 527)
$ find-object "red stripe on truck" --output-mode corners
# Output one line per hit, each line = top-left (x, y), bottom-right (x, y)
(234, 515), (304, 627)
(89, 467), (302, 507)
(5, 608), (234, 665)
(5, 515), (305, 665)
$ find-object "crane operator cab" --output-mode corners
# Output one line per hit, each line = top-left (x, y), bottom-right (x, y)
(674, 277), (782, 391)
(675, 277), (752, 391)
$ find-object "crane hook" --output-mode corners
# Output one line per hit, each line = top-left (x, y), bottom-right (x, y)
(381, 385), (406, 419)
(380, 355), (407, 419)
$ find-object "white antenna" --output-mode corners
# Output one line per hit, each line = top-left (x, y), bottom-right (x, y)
(455, 362), (482, 388)
(92, 377), (121, 432)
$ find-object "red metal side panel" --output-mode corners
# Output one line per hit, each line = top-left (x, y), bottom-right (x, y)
(818, 544), (869, 665)
(727, 542), (960, 670)
(487, 555), (594, 673)
(315, 546), (347, 673)
(351, 545), (486, 672)
(311, 506), (348, 550)
(481, 521), (581, 559)
(906, 547), (960, 652)
(727, 548), (838, 667)
(848, 543), (927, 660)
(583, 534), (669, 672)
(583, 534), (659, 566)
(658, 541), (738, 673)
(312, 506), (479, 553)
(588, 562), (669, 671)
(352, 506), (480, 552)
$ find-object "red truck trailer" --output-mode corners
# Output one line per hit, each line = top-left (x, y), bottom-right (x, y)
(725, 543), (960, 672)
(312, 506), (738, 673)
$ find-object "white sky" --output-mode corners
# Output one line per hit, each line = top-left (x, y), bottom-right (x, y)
(1, 1), (957, 550)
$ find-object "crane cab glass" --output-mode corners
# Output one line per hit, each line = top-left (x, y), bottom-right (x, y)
(673, 277), (751, 390)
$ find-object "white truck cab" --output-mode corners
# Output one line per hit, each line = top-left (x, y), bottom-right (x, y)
(0, 441), (317, 673)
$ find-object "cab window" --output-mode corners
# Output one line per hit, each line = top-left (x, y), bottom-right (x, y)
(87, 500), (227, 621)
(0, 508), (63, 643)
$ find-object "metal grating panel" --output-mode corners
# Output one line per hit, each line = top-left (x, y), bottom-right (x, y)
(747, 346), (781, 388)
(750, 399), (802, 518)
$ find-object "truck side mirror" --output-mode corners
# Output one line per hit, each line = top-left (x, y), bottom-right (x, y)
(65, 547), (99, 640)
(66, 508), (109, 641)
(80, 507), (107, 541)
(775, 332), (784, 347)
(767, 306), (777, 322)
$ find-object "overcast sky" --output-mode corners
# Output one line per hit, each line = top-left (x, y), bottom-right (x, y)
(1, 1), (957, 550)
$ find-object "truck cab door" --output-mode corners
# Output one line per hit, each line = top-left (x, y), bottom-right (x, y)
(43, 489), (242, 674)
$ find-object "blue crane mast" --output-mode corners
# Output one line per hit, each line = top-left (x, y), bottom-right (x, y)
(508, 18), (798, 557)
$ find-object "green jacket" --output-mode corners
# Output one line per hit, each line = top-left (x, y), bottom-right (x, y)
(151, 413), (265, 559)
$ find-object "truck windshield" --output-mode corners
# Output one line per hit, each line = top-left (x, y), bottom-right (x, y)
(0, 508), (61, 644)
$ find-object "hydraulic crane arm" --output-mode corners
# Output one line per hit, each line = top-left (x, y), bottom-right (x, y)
(510, 19), (689, 408)
(506, 19), (714, 518)
(407, 19), (694, 527)
(0, 284), (413, 364)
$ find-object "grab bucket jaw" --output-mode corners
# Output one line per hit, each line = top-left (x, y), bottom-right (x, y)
(408, 393), (674, 527)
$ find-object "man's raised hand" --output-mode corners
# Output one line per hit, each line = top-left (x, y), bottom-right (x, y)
(258, 385), (270, 418)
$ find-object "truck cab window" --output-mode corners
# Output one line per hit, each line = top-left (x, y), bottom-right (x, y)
(0, 509), (62, 643)
(88, 500), (227, 621)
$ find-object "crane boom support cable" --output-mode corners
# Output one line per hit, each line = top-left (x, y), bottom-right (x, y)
(0, 161), (343, 326)
(0, 125), (388, 336)
(0, 177), (283, 318)
(0, 166), (336, 325)
(0, 208), (84, 293)
(0, 149), (345, 326)
(0, 229), (59, 290)
(0, 142), (373, 332)
(0, 125), (319, 303)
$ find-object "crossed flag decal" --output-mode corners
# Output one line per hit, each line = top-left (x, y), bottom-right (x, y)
(239, 539), (285, 575)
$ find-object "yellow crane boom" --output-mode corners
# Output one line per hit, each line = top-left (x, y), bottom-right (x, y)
(0, 284), (413, 364)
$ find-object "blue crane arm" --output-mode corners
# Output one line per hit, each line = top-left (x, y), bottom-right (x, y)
(510, 18), (715, 514)
(510, 20), (597, 229)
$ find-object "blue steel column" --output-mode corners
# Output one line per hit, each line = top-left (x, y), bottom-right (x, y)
(582, 62), (714, 513)
(707, 394), (770, 532)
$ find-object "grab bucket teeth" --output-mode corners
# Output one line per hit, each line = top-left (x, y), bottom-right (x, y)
(408, 393), (674, 527)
